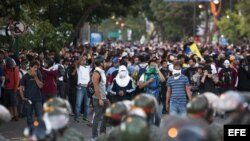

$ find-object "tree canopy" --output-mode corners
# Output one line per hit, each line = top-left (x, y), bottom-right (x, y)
(0, 0), (140, 52)
(218, 0), (250, 43)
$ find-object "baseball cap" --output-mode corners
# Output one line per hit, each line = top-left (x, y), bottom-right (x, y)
(112, 57), (119, 64)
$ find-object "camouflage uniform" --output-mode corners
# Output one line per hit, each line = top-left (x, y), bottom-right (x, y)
(55, 128), (85, 141)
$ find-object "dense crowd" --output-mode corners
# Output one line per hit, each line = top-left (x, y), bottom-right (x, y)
(0, 40), (250, 141)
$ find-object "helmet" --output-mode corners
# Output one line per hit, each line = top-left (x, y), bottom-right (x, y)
(187, 95), (209, 114)
(105, 102), (128, 126)
(0, 104), (11, 125)
(241, 92), (250, 111)
(128, 108), (147, 119)
(23, 118), (54, 141)
(203, 92), (219, 109)
(43, 107), (69, 130)
(43, 97), (72, 114)
(133, 94), (157, 115)
(161, 116), (210, 141)
(122, 100), (133, 111)
(187, 95), (210, 122)
(215, 91), (247, 114)
(118, 115), (150, 141)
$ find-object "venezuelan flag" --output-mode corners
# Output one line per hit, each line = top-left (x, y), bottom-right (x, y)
(190, 43), (202, 59)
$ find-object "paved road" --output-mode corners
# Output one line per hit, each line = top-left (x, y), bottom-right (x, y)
(0, 114), (225, 141)
(0, 116), (93, 141)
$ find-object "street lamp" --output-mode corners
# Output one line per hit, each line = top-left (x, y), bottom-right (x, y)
(213, 0), (220, 4)
(121, 23), (125, 28)
(198, 4), (203, 9)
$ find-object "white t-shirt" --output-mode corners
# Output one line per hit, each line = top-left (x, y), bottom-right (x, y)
(211, 64), (217, 74)
(139, 74), (145, 82)
(77, 65), (91, 85)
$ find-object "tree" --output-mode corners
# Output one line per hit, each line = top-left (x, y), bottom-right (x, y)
(218, 11), (241, 43)
(98, 15), (146, 41)
(0, 0), (141, 52)
(19, 21), (72, 52)
(149, 0), (201, 41)
(218, 0), (250, 43)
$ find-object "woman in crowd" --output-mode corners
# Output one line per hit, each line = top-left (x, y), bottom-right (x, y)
(110, 65), (135, 103)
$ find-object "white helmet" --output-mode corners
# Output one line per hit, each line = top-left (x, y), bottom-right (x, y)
(215, 91), (247, 114)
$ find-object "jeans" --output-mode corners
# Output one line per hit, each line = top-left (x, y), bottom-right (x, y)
(92, 98), (109, 138)
(75, 86), (90, 120)
(153, 103), (163, 126)
(24, 100), (43, 126)
(57, 81), (65, 98)
(169, 101), (187, 116)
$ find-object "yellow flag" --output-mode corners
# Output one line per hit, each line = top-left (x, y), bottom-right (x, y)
(190, 43), (202, 59)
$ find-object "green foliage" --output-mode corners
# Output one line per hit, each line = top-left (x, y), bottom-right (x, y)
(98, 15), (146, 41)
(0, 0), (141, 52)
(20, 21), (73, 53)
(149, 0), (199, 41)
(218, 0), (250, 43)
(218, 11), (241, 43)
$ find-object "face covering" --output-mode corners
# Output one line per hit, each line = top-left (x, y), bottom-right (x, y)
(224, 63), (230, 68)
(147, 66), (157, 74)
(119, 70), (127, 78)
(172, 69), (182, 79)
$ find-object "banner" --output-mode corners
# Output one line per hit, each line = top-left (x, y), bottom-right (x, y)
(90, 32), (103, 46)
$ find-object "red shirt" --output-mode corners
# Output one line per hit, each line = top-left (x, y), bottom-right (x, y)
(4, 67), (20, 91)
(41, 69), (58, 96)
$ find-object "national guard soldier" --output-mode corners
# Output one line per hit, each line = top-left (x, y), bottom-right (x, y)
(187, 94), (223, 141)
(96, 101), (130, 141)
(43, 97), (85, 141)
(0, 104), (11, 141)
(160, 115), (211, 141)
(133, 94), (162, 141)
(23, 118), (55, 141)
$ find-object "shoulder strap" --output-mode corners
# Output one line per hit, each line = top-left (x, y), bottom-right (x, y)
(94, 70), (101, 82)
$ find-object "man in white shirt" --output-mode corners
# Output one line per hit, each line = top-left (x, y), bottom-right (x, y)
(74, 56), (91, 122)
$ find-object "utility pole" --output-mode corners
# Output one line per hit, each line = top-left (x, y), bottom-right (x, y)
(193, 0), (198, 36)
(14, 0), (20, 58)
(230, 0), (233, 11)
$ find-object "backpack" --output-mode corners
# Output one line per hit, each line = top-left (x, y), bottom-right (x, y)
(136, 65), (147, 82)
(107, 69), (118, 85)
(221, 69), (232, 85)
(87, 71), (101, 98)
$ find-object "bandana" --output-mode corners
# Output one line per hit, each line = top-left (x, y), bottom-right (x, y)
(172, 69), (182, 80)
(116, 65), (131, 87)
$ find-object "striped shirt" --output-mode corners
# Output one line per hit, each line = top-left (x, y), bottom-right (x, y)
(167, 75), (189, 104)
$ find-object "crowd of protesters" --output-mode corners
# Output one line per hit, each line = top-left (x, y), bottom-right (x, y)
(0, 39), (250, 140)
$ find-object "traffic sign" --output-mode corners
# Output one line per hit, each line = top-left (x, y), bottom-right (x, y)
(8, 21), (27, 36)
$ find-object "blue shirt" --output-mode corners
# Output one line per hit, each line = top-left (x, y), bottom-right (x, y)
(167, 75), (189, 104)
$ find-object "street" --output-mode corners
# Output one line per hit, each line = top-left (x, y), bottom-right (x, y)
(0, 115), (93, 141)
